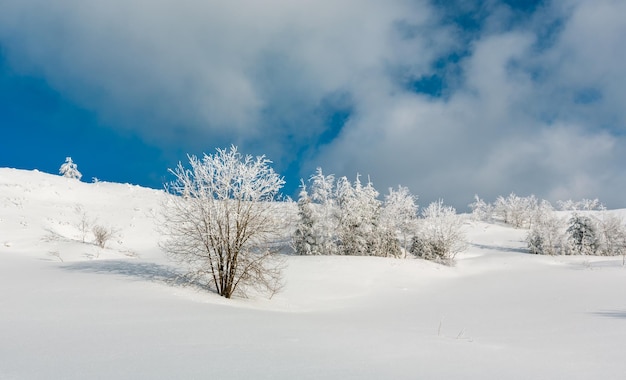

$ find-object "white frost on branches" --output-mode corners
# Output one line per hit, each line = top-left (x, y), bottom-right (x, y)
(159, 146), (285, 299)
(293, 169), (419, 258)
(381, 186), (418, 256)
(411, 200), (467, 265)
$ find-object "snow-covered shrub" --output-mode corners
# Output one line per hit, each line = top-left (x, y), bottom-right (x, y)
(529, 200), (554, 229)
(411, 200), (467, 265)
(526, 205), (626, 257)
(557, 198), (605, 211)
(494, 193), (537, 228)
(92, 225), (114, 249)
(565, 214), (599, 255)
(376, 229), (403, 258)
(596, 213), (626, 257)
(527, 212), (565, 255)
(59, 157), (82, 180)
(469, 194), (493, 222)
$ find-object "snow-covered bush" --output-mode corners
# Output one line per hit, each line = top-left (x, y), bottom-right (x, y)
(557, 198), (605, 211)
(527, 212), (565, 255)
(564, 212), (626, 257)
(376, 229), (403, 258)
(59, 157), (82, 180)
(493, 193), (537, 228)
(527, 206), (626, 257)
(411, 200), (466, 265)
(530, 200), (554, 228)
(92, 225), (114, 249)
(469, 194), (493, 222)
(160, 146), (285, 299)
(565, 214), (599, 255)
(596, 213), (626, 258)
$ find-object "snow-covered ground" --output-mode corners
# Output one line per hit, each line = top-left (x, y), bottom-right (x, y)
(1, 168), (626, 379)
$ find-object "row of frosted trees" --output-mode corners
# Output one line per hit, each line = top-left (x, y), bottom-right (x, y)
(293, 169), (466, 264)
(470, 193), (626, 257)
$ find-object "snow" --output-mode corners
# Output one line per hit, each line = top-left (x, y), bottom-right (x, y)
(1, 167), (626, 379)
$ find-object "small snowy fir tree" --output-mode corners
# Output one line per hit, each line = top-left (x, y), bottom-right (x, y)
(380, 186), (418, 256)
(59, 157), (82, 180)
(294, 182), (316, 255)
(309, 168), (339, 255)
(335, 175), (362, 256)
(566, 214), (599, 255)
(335, 175), (382, 256)
(356, 177), (383, 256)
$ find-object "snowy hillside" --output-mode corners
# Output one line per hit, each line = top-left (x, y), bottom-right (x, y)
(1, 168), (626, 379)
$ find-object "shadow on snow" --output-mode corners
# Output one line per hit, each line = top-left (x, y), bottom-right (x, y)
(592, 310), (626, 319)
(61, 260), (208, 292)
(470, 243), (528, 254)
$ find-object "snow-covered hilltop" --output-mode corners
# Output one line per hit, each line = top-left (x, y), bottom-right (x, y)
(0, 167), (164, 262)
(1, 168), (626, 379)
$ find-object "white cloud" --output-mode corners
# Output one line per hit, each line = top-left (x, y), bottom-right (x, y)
(311, 0), (626, 209)
(0, 0), (446, 143)
(1, 0), (625, 208)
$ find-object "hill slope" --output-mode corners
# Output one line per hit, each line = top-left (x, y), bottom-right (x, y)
(1, 168), (626, 379)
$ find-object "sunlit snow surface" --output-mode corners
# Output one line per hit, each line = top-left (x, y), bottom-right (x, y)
(1, 168), (626, 379)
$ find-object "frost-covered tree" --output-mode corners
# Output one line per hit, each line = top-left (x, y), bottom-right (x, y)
(381, 186), (418, 256)
(557, 198), (605, 211)
(411, 200), (467, 265)
(527, 211), (564, 255)
(494, 193), (538, 228)
(526, 204), (626, 258)
(159, 146), (285, 298)
(336, 175), (381, 256)
(294, 168), (418, 258)
(566, 214), (599, 255)
(358, 177), (384, 256)
(595, 213), (626, 258)
(293, 182), (316, 256)
(469, 194), (493, 222)
(335, 175), (355, 228)
(59, 157), (82, 180)
(309, 168), (339, 255)
(335, 176), (361, 256)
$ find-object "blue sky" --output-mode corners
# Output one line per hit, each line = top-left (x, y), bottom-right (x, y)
(1, 0), (625, 210)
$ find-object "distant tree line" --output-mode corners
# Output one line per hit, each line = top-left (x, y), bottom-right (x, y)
(470, 193), (626, 258)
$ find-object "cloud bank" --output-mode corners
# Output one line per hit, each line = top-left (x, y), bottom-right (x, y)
(1, 0), (625, 209)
